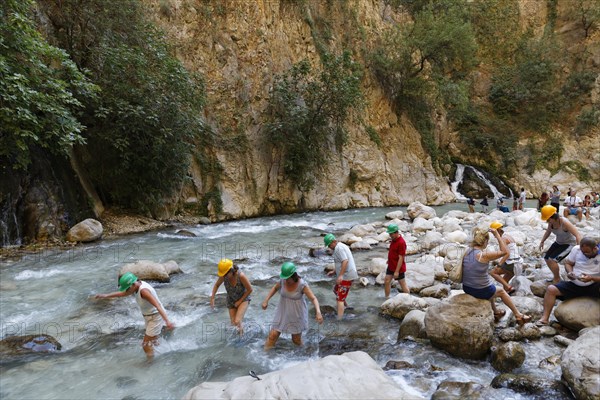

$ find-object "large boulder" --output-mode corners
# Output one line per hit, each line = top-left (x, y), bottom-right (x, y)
(397, 309), (427, 340)
(381, 293), (428, 320)
(368, 258), (387, 276)
(412, 217), (435, 233)
(407, 202), (437, 220)
(431, 381), (485, 400)
(120, 260), (183, 282)
(405, 257), (438, 293)
(561, 326), (600, 400)
(66, 218), (103, 242)
(424, 294), (494, 359)
(182, 351), (421, 399)
(554, 297), (600, 331)
(490, 341), (526, 372)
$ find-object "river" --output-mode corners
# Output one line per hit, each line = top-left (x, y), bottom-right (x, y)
(0, 202), (567, 399)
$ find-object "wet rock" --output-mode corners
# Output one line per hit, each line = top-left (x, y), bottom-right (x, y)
(424, 294), (494, 360)
(398, 310), (427, 341)
(358, 277), (369, 287)
(380, 293), (428, 320)
(66, 218), (103, 242)
(561, 326), (600, 400)
(198, 217), (211, 225)
(498, 324), (541, 342)
(538, 354), (561, 370)
(419, 284), (450, 299)
(119, 259), (182, 282)
(0, 335), (61, 356)
(491, 373), (572, 398)
(490, 341), (526, 372)
(407, 202), (437, 220)
(367, 257), (387, 276)
(175, 229), (196, 237)
(511, 296), (543, 320)
(431, 380), (485, 400)
(554, 297), (600, 331)
(115, 376), (139, 388)
(319, 305), (337, 319)
(382, 360), (414, 370)
(511, 276), (533, 297)
(538, 325), (558, 337)
(554, 335), (575, 347)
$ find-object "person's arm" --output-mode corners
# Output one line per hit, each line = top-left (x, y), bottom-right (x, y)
(479, 229), (508, 263)
(539, 225), (552, 250)
(580, 274), (600, 283)
(303, 285), (323, 323)
(140, 288), (174, 329)
(210, 277), (225, 308)
(337, 259), (348, 284)
(95, 290), (130, 299)
(496, 236), (510, 265)
(262, 282), (281, 310)
(234, 272), (253, 308)
(564, 258), (576, 280)
(562, 218), (582, 244)
(394, 255), (404, 278)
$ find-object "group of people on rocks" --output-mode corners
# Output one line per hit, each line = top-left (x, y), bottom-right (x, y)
(94, 195), (599, 358)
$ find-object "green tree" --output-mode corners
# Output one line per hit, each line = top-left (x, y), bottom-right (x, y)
(39, 0), (208, 212)
(266, 51), (362, 190)
(0, 0), (96, 170)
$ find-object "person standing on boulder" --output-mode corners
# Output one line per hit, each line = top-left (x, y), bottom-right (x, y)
(489, 221), (522, 294)
(550, 185), (561, 211)
(518, 188), (526, 211)
(539, 205), (581, 284)
(324, 233), (359, 320)
(537, 237), (600, 326)
(262, 262), (323, 349)
(384, 224), (410, 298)
(210, 258), (253, 336)
(95, 272), (174, 358)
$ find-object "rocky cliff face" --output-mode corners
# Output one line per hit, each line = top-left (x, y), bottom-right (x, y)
(148, 0), (455, 221)
(148, 0), (598, 221)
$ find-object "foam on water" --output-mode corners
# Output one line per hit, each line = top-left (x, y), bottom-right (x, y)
(14, 268), (65, 280)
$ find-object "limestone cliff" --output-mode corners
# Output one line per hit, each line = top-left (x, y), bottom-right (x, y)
(148, 0), (598, 221)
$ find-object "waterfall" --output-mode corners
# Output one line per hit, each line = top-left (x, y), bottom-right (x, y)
(451, 164), (467, 201)
(451, 164), (511, 200)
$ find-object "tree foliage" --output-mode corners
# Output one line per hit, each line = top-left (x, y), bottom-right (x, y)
(0, 0), (97, 170)
(266, 51), (362, 190)
(39, 0), (208, 212)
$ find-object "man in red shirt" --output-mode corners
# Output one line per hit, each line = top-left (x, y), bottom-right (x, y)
(384, 224), (410, 298)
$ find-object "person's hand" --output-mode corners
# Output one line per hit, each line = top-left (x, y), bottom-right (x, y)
(165, 321), (175, 330)
(567, 271), (576, 280)
(336, 276), (342, 285)
(94, 294), (105, 299)
(579, 274), (592, 282)
(315, 313), (323, 324)
(234, 299), (242, 308)
(326, 270), (335, 277)
(488, 228), (499, 236)
(261, 301), (268, 310)
(539, 241), (544, 251)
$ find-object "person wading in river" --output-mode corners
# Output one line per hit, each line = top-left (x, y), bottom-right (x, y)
(324, 233), (359, 320)
(95, 272), (174, 358)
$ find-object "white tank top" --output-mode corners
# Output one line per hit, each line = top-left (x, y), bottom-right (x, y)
(505, 241), (522, 264)
(135, 281), (162, 316)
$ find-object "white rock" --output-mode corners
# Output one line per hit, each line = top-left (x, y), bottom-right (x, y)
(183, 351), (421, 399)
(407, 202), (437, 220)
(446, 230), (468, 244)
(412, 217), (434, 233)
(385, 210), (404, 220)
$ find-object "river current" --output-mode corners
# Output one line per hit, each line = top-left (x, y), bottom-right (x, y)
(0, 202), (566, 399)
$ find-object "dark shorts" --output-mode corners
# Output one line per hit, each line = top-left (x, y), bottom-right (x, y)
(333, 280), (352, 302)
(463, 284), (496, 300)
(555, 281), (600, 300)
(386, 269), (406, 280)
(497, 262), (514, 274)
(544, 242), (573, 262)
(550, 202), (560, 210)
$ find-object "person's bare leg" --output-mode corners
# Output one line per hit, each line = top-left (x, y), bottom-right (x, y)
(398, 278), (409, 294)
(337, 300), (345, 320)
(545, 258), (560, 283)
(233, 301), (249, 335)
(291, 333), (302, 346)
(491, 267), (511, 291)
(142, 335), (158, 359)
(384, 275), (392, 298)
(265, 330), (280, 350)
(539, 285), (560, 324)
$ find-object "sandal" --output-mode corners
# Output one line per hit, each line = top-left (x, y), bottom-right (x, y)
(494, 309), (506, 322)
(535, 320), (548, 327)
(516, 314), (532, 326)
(506, 287), (515, 295)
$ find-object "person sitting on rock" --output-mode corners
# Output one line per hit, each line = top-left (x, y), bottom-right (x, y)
(563, 190), (584, 222)
(462, 226), (531, 325)
(536, 237), (600, 326)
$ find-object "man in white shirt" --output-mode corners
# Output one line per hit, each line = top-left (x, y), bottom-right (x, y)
(324, 233), (359, 320)
(537, 237), (600, 326)
(518, 188), (526, 211)
(563, 190), (584, 221)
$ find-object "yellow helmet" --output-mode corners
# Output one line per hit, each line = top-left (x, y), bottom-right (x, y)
(489, 221), (503, 230)
(217, 259), (233, 277)
(541, 205), (557, 221)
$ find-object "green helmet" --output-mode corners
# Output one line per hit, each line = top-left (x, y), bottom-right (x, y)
(386, 224), (399, 234)
(324, 233), (336, 247)
(280, 262), (297, 279)
(118, 272), (138, 292)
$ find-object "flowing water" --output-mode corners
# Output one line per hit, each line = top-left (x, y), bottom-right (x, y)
(0, 204), (564, 400)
